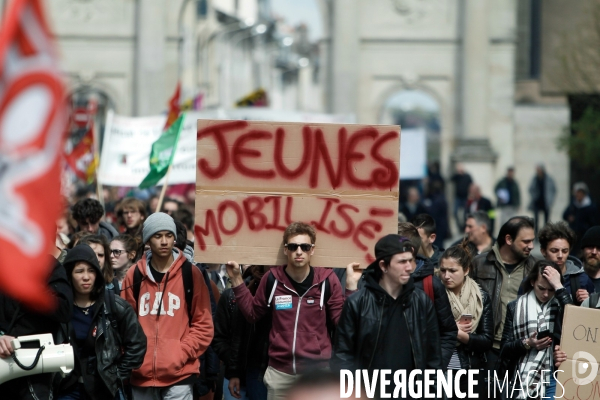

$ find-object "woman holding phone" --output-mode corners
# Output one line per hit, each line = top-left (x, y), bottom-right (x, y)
(439, 240), (493, 399)
(500, 260), (572, 399)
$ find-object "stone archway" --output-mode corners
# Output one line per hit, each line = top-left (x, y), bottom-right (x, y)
(379, 89), (442, 202)
(380, 89), (441, 162)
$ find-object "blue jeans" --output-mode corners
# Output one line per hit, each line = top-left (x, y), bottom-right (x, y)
(57, 385), (82, 400)
(57, 385), (124, 400)
(246, 368), (267, 400)
(223, 378), (248, 400)
(545, 366), (556, 399)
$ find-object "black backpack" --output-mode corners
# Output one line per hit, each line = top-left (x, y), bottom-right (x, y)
(588, 292), (600, 308)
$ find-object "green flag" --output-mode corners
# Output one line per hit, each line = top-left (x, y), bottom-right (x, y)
(139, 114), (184, 188)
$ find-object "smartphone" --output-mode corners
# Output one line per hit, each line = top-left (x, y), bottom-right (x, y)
(537, 330), (551, 340)
(459, 314), (473, 324)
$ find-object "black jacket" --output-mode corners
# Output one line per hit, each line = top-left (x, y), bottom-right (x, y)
(59, 245), (147, 398)
(471, 250), (536, 338)
(451, 173), (473, 200)
(498, 288), (572, 382)
(213, 289), (246, 382)
(213, 286), (270, 384)
(455, 289), (494, 370)
(332, 273), (441, 372)
(0, 256), (72, 338)
(495, 177), (521, 207)
(413, 255), (458, 368)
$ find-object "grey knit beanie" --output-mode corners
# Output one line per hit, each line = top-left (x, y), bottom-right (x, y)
(143, 212), (177, 243)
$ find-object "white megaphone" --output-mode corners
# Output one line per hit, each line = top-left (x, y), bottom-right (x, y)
(0, 333), (74, 385)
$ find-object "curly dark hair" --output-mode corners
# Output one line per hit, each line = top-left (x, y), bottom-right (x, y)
(538, 221), (577, 250)
(283, 222), (316, 245)
(72, 198), (105, 224)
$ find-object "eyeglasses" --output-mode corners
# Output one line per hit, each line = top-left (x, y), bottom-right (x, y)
(122, 210), (140, 216)
(111, 249), (125, 257)
(285, 243), (314, 252)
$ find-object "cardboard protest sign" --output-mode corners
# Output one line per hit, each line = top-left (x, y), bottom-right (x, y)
(556, 305), (600, 399)
(194, 120), (400, 267)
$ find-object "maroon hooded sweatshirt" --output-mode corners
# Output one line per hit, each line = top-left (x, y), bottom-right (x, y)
(232, 265), (347, 375)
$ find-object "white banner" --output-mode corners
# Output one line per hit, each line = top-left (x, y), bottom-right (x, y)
(400, 128), (427, 179)
(98, 109), (355, 187)
(98, 111), (197, 186)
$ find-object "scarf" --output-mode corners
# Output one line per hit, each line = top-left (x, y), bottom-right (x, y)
(446, 276), (483, 337)
(513, 290), (559, 399)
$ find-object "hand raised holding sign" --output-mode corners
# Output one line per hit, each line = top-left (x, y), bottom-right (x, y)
(553, 345), (567, 368)
(345, 262), (362, 291)
(575, 288), (590, 303)
(226, 261), (244, 288)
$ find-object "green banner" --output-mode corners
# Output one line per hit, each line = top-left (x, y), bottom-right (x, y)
(139, 114), (184, 188)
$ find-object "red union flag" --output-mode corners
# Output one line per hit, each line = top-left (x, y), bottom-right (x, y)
(65, 126), (97, 183)
(0, 0), (67, 310)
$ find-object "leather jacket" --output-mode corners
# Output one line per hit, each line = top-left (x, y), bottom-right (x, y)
(58, 292), (147, 397)
(455, 289), (494, 370)
(414, 255), (459, 368)
(471, 249), (536, 336)
(332, 273), (442, 372)
(498, 288), (572, 382)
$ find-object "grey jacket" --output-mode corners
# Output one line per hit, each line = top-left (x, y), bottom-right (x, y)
(98, 221), (119, 241)
(528, 174), (556, 210)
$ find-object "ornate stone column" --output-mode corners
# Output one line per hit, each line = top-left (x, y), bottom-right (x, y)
(134, 0), (166, 116)
(452, 0), (497, 196)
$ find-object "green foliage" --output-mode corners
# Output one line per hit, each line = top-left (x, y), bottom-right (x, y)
(558, 106), (600, 168)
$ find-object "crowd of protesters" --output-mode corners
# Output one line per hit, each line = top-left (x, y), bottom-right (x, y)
(0, 165), (598, 400)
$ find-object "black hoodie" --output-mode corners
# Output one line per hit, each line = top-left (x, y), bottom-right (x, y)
(332, 268), (442, 373)
(413, 254), (458, 369)
(63, 244), (105, 287)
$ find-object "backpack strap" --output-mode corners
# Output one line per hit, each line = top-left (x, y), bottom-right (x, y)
(104, 290), (118, 330)
(133, 261), (194, 325)
(570, 274), (580, 301)
(182, 260), (194, 327)
(423, 275), (435, 302)
(265, 272), (278, 307)
(133, 266), (143, 315)
(590, 292), (600, 308)
(198, 264), (217, 318)
(322, 277), (335, 342)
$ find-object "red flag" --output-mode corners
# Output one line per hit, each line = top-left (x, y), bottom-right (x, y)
(65, 126), (96, 183)
(164, 82), (180, 130)
(0, 0), (67, 311)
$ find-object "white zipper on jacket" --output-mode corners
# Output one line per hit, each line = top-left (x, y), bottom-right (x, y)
(282, 282), (321, 375)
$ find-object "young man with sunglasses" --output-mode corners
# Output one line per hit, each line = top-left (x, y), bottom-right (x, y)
(225, 222), (362, 400)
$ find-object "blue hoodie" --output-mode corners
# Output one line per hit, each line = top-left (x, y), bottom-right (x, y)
(563, 255), (596, 304)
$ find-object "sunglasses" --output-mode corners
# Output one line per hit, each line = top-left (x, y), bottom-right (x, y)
(111, 249), (125, 257)
(285, 243), (314, 252)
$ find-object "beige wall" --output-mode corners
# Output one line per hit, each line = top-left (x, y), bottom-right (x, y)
(513, 104), (571, 222)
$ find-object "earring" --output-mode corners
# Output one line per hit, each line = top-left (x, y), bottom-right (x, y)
(383, 269), (388, 273)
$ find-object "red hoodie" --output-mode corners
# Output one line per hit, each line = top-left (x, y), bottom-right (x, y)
(232, 265), (345, 375)
(121, 250), (214, 387)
